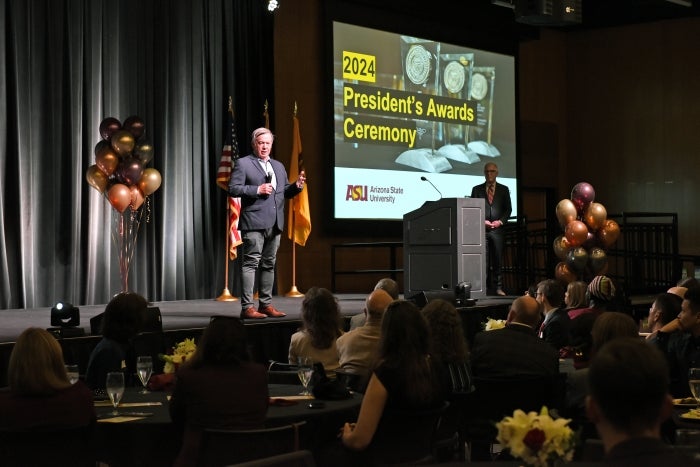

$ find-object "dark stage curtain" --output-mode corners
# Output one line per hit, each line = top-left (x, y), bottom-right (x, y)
(0, 0), (274, 308)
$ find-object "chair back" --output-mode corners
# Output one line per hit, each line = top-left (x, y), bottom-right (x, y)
(367, 401), (449, 465)
(0, 424), (96, 467)
(198, 421), (306, 467)
(267, 360), (300, 385)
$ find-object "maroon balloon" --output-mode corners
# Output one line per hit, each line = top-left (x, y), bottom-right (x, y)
(123, 115), (145, 140)
(116, 157), (144, 186)
(99, 117), (122, 141)
(570, 182), (595, 216)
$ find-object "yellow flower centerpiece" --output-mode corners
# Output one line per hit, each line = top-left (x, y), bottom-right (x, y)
(495, 406), (575, 467)
(484, 317), (506, 331)
(160, 338), (197, 373)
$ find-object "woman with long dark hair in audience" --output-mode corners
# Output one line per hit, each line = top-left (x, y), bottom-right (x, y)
(338, 300), (445, 463)
(169, 316), (268, 467)
(288, 286), (344, 377)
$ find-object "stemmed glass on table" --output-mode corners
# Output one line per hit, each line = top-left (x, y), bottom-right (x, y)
(65, 364), (79, 385)
(136, 356), (153, 394)
(297, 357), (314, 396)
(689, 368), (700, 406)
(106, 372), (125, 416)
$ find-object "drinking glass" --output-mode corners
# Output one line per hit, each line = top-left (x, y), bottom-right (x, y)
(136, 356), (153, 394)
(690, 368), (700, 405)
(65, 364), (79, 385)
(296, 357), (314, 396)
(106, 372), (125, 416)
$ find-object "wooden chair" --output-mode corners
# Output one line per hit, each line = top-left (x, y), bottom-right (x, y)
(197, 421), (307, 467)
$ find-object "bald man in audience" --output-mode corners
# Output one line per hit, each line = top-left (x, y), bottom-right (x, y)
(337, 289), (394, 375)
(470, 295), (559, 379)
(349, 278), (400, 330)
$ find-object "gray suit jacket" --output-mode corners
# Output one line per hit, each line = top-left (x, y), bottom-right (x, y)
(228, 154), (303, 231)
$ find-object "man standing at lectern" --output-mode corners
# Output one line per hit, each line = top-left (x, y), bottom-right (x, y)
(471, 162), (511, 296)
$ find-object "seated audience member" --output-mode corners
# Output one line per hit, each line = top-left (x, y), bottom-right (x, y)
(470, 295), (559, 379)
(170, 317), (268, 467)
(565, 280), (591, 319)
(646, 292), (682, 341)
(289, 287), (344, 377)
(0, 327), (96, 430)
(678, 276), (700, 290)
(421, 298), (473, 394)
(85, 292), (146, 389)
(587, 337), (700, 465)
(536, 279), (571, 351)
(570, 275), (616, 320)
(668, 286), (689, 299)
(565, 312), (639, 416)
(337, 289), (393, 376)
(339, 300), (445, 462)
(654, 286), (700, 398)
(349, 278), (400, 331)
(561, 313), (598, 368)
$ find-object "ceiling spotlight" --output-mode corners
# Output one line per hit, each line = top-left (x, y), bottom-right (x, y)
(267, 0), (279, 12)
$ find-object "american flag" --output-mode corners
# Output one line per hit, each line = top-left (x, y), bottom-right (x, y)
(216, 102), (242, 260)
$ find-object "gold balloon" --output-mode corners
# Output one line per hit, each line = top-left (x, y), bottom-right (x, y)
(95, 141), (119, 176)
(138, 168), (162, 195)
(556, 199), (577, 229)
(135, 140), (154, 165)
(85, 165), (108, 193)
(565, 220), (589, 247)
(108, 184), (131, 213)
(588, 247), (608, 275)
(584, 202), (607, 231)
(553, 235), (572, 261)
(130, 186), (145, 210)
(555, 262), (577, 284)
(598, 219), (621, 248)
(111, 129), (136, 156)
(566, 246), (589, 273)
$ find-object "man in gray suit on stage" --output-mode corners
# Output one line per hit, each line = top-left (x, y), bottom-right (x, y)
(229, 127), (306, 319)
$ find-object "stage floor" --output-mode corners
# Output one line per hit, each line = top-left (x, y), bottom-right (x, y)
(0, 293), (517, 343)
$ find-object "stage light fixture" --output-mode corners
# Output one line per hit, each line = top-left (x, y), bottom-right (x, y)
(267, 0), (279, 12)
(50, 301), (80, 327)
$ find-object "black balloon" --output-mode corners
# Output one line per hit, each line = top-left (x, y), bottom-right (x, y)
(116, 157), (144, 186)
(566, 246), (589, 273)
(123, 115), (145, 140)
(588, 248), (608, 275)
(99, 117), (121, 141)
(571, 182), (596, 216)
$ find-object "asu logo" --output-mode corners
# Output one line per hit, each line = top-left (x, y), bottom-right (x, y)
(345, 185), (368, 201)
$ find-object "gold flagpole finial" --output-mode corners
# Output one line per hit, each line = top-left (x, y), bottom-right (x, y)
(294, 101), (298, 116)
(264, 99), (269, 112)
(228, 96), (233, 112)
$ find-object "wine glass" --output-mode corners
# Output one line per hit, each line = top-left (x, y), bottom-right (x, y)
(689, 368), (700, 406)
(65, 364), (79, 385)
(106, 372), (125, 416)
(297, 357), (314, 396)
(136, 356), (153, 394)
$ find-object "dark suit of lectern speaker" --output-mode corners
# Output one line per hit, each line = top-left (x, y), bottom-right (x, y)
(403, 198), (486, 299)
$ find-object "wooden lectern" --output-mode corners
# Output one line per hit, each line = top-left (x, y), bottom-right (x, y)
(403, 198), (486, 299)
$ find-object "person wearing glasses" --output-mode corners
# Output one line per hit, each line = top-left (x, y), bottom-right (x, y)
(470, 162), (511, 296)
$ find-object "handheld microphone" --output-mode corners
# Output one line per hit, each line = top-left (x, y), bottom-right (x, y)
(420, 176), (442, 199)
(265, 172), (273, 184)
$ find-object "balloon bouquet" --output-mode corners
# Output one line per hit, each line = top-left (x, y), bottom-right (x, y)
(85, 116), (162, 292)
(553, 182), (620, 283)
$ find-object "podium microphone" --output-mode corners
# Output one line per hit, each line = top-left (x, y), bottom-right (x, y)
(420, 176), (442, 199)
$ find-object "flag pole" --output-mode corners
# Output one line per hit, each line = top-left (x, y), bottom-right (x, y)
(286, 101), (303, 297)
(217, 96), (237, 301)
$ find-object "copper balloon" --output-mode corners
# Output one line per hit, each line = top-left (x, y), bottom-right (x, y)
(99, 117), (121, 141)
(571, 182), (596, 216)
(134, 140), (154, 165)
(130, 186), (145, 210)
(85, 165), (108, 193)
(123, 115), (145, 140)
(138, 168), (162, 195)
(598, 219), (621, 248)
(566, 246), (589, 273)
(565, 220), (589, 247)
(553, 235), (572, 261)
(555, 262), (577, 284)
(556, 199), (577, 229)
(584, 202), (607, 231)
(95, 141), (120, 176)
(108, 184), (131, 213)
(111, 129), (136, 156)
(588, 247), (608, 275)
